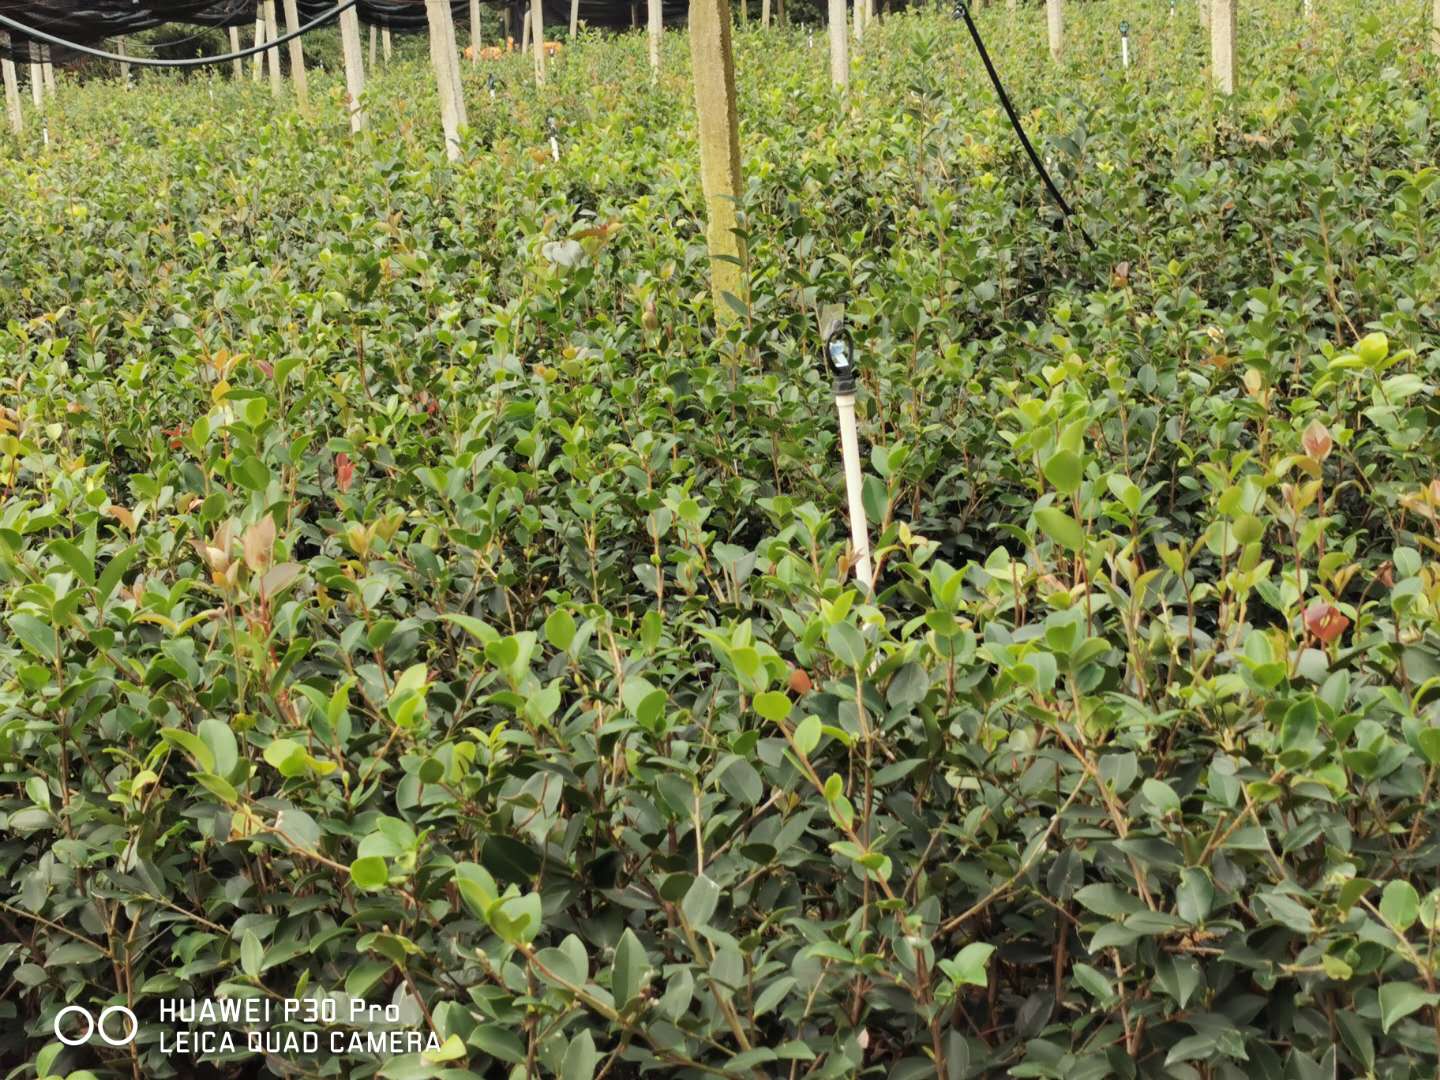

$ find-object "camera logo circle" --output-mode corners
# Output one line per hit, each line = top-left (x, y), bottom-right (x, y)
(54, 1005), (139, 1047)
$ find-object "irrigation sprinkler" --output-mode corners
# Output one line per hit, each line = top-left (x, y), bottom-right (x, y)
(1120, 20), (1130, 68)
(1170, 0), (1176, 18)
(823, 328), (873, 591)
(547, 116), (560, 161)
(487, 73), (496, 99)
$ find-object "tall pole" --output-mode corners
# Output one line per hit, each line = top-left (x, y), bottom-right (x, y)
(1047, 0), (1062, 59)
(532, 0), (546, 86)
(825, 334), (873, 591)
(370, 23), (378, 68)
(1211, 0), (1235, 93)
(29, 41), (42, 109)
(648, 0), (663, 72)
(471, 0), (483, 61)
(522, 4), (532, 50)
(228, 26), (243, 79)
(689, 0), (748, 332)
(1, 33), (21, 135)
(263, 0), (282, 94)
(828, 0), (848, 86)
(339, 4), (366, 131)
(426, 0), (467, 160)
(571, 0), (581, 38)
(252, 13), (266, 81)
(762, 0), (771, 26)
(382, 26), (393, 63)
(40, 46), (55, 94)
(282, 0), (309, 106)
(117, 36), (131, 87)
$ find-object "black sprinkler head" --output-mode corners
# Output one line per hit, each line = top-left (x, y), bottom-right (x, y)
(824, 330), (858, 395)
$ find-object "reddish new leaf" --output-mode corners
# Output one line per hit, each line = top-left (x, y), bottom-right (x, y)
(1304, 602), (1349, 645)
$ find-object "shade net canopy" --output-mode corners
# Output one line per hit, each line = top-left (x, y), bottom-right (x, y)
(0, 0), (688, 62)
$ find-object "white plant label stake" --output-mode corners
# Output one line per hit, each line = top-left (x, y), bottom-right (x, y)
(825, 331), (873, 591)
(1120, 21), (1130, 68)
(548, 117), (560, 161)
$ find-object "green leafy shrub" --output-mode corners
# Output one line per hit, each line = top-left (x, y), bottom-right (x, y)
(1, 2), (1439, 1077)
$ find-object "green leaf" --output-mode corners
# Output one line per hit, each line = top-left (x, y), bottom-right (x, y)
(1074, 884), (1144, 919)
(490, 893), (542, 945)
(423, 1033), (467, 1064)
(159, 727), (215, 773)
(351, 856), (389, 891)
(1380, 880), (1420, 932)
(453, 863), (498, 920)
(943, 942), (995, 987)
(753, 689), (792, 721)
(1042, 449), (1084, 495)
(826, 623), (867, 669)
(612, 927), (647, 1007)
(96, 543), (139, 610)
(1379, 982), (1438, 1033)
(544, 608), (576, 651)
(1280, 696), (1319, 754)
(1176, 868), (1214, 925)
(561, 1030), (597, 1080)
(9, 614), (57, 660)
(793, 715), (822, 757)
(1141, 778), (1180, 815)
(197, 718), (239, 780)
(1034, 507), (1086, 551)
(681, 874), (721, 928)
(239, 929), (263, 978)
(48, 539), (95, 585)
(442, 613), (499, 645)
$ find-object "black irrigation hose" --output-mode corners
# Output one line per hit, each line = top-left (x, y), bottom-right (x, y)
(954, 0), (1097, 250)
(0, 0), (360, 69)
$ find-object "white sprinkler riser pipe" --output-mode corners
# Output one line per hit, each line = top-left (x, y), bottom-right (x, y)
(835, 393), (873, 591)
(1121, 35), (1129, 67)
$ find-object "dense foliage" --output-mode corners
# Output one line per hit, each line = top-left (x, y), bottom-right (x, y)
(2, 2), (1440, 1077)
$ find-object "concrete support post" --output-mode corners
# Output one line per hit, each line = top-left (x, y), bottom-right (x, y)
(339, 5), (367, 131)
(1211, 0), (1235, 94)
(688, 0), (749, 331)
(828, 0), (848, 86)
(282, 0), (309, 106)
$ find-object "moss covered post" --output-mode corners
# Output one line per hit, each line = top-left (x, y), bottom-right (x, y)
(339, 3), (367, 131)
(648, 0), (663, 72)
(532, 0), (546, 86)
(1, 34), (21, 135)
(689, 0), (749, 331)
(426, 0), (468, 160)
(28, 42), (42, 108)
(228, 26), (242, 79)
(1211, 0), (1235, 93)
(282, 0), (309, 107)
(263, 1), (282, 94)
(117, 37), (131, 87)
(251, 12), (265, 81)
(828, 0), (848, 86)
